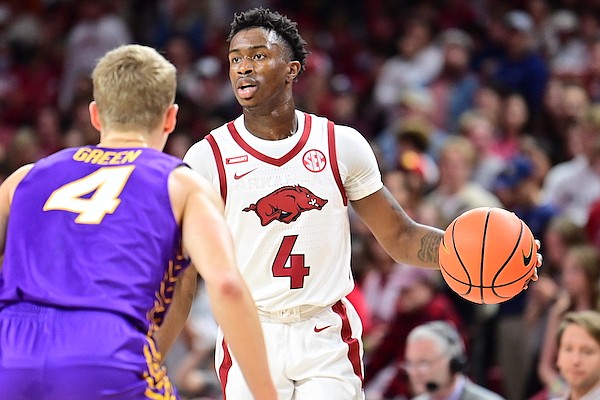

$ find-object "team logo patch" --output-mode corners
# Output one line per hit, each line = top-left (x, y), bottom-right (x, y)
(243, 185), (328, 226)
(302, 149), (326, 172)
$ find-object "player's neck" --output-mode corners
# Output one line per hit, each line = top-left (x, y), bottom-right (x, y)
(98, 131), (150, 148)
(243, 109), (298, 141)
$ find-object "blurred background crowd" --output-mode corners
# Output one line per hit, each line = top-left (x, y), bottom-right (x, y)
(3, 0), (600, 399)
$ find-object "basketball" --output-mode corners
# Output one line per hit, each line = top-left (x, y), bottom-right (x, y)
(439, 207), (537, 304)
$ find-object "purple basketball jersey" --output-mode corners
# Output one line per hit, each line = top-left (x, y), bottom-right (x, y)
(0, 146), (189, 332)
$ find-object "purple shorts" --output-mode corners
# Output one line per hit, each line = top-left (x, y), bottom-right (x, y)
(0, 302), (179, 400)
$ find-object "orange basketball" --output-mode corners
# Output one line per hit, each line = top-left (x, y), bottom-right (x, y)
(439, 207), (537, 304)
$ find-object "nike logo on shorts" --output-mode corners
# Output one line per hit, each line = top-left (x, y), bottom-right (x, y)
(314, 324), (333, 333)
(234, 168), (257, 180)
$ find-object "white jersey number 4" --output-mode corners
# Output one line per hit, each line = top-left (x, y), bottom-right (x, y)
(43, 166), (135, 224)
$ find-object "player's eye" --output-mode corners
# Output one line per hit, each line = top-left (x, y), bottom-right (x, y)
(253, 53), (266, 60)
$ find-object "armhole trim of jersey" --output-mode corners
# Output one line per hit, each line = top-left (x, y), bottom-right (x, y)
(327, 120), (348, 206)
(205, 134), (227, 203)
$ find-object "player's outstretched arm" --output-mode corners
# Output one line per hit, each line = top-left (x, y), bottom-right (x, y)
(169, 167), (277, 400)
(351, 186), (444, 270)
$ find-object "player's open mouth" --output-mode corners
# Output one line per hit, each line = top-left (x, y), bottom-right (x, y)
(237, 79), (257, 98)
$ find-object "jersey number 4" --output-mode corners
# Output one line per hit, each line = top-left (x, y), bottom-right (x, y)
(272, 235), (310, 289)
(43, 166), (135, 224)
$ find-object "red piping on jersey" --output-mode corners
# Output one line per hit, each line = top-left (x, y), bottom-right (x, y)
(218, 339), (232, 400)
(327, 121), (348, 206)
(205, 134), (227, 202)
(226, 113), (312, 166)
(333, 300), (364, 385)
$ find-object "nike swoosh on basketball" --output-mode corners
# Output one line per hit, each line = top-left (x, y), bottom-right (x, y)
(234, 168), (257, 180)
(522, 241), (534, 267)
(314, 325), (333, 333)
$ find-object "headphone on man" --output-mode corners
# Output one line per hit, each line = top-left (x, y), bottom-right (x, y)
(420, 321), (468, 392)
(426, 320), (467, 373)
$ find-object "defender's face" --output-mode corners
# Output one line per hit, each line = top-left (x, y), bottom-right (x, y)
(557, 324), (600, 394)
(228, 27), (292, 109)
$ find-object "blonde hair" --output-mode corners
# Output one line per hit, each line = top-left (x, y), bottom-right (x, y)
(557, 310), (600, 348)
(457, 110), (492, 135)
(439, 136), (477, 167)
(91, 44), (177, 132)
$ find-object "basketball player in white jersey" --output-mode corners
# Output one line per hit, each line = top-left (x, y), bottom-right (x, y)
(177, 7), (538, 400)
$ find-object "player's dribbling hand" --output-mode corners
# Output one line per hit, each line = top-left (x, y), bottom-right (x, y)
(523, 239), (542, 290)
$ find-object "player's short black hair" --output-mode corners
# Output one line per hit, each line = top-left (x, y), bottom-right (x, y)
(228, 7), (309, 76)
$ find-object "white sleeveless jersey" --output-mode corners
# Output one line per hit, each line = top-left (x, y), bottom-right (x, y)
(184, 111), (382, 311)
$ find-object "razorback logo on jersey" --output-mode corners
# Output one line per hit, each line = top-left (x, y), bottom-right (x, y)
(243, 185), (328, 226)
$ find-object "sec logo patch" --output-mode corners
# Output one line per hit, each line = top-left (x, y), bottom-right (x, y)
(303, 149), (326, 172)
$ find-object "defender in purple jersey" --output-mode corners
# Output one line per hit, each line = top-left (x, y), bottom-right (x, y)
(0, 44), (276, 400)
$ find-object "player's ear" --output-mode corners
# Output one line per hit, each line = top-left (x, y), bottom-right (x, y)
(88, 101), (102, 132)
(163, 103), (179, 135)
(286, 60), (301, 82)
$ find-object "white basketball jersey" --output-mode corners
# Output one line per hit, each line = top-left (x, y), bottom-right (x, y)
(184, 111), (382, 312)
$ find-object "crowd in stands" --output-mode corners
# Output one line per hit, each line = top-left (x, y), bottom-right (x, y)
(4, 0), (600, 399)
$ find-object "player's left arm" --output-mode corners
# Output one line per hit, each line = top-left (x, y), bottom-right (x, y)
(353, 191), (543, 274)
(352, 187), (444, 270)
(154, 265), (198, 360)
(340, 128), (543, 273)
(337, 125), (444, 270)
(0, 164), (34, 271)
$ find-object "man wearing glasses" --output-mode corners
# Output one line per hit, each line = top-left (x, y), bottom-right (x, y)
(404, 321), (505, 400)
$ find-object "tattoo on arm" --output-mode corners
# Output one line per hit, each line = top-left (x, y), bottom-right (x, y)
(417, 232), (442, 264)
